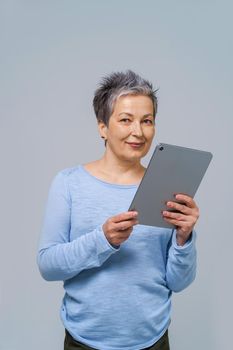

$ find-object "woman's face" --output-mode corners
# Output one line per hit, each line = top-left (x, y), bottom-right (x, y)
(99, 94), (155, 163)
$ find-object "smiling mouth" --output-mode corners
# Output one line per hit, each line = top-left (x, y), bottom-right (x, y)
(126, 142), (145, 147)
(126, 142), (145, 146)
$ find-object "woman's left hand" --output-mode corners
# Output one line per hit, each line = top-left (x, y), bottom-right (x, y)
(162, 194), (200, 246)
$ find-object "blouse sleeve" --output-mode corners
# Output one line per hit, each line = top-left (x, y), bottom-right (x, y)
(37, 171), (119, 281)
(165, 229), (197, 292)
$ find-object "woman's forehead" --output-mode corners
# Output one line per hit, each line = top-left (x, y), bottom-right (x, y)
(113, 95), (154, 113)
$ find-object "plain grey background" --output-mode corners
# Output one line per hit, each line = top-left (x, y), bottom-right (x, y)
(1, 1), (232, 349)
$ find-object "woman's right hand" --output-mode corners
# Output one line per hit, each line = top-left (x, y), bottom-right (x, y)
(102, 211), (139, 246)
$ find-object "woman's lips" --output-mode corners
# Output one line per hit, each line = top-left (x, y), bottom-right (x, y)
(126, 142), (145, 149)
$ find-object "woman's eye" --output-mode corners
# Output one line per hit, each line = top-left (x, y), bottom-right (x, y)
(120, 118), (131, 123)
(143, 119), (153, 124)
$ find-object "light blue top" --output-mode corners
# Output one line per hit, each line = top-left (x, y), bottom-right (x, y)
(37, 165), (197, 350)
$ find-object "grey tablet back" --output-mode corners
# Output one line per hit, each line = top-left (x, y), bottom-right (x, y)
(128, 143), (213, 228)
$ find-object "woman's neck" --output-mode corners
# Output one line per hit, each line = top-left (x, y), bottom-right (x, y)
(99, 157), (144, 176)
(92, 151), (145, 184)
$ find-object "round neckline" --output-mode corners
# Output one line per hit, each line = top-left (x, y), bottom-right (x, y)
(79, 164), (139, 188)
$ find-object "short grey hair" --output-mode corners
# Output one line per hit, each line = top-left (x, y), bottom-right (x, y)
(93, 70), (158, 126)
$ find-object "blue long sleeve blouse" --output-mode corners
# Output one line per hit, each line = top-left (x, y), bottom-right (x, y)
(37, 165), (197, 350)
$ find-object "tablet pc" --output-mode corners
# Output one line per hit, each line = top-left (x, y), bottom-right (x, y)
(128, 143), (213, 228)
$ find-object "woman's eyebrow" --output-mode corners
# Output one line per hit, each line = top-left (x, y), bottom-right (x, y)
(118, 112), (153, 117)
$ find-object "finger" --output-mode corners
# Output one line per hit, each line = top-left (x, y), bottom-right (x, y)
(166, 201), (192, 215)
(163, 216), (179, 226)
(163, 216), (188, 227)
(116, 218), (139, 231)
(175, 194), (196, 208)
(163, 210), (187, 221)
(118, 227), (133, 235)
(113, 211), (138, 223)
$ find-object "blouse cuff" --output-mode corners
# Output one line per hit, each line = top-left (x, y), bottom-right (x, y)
(172, 229), (197, 250)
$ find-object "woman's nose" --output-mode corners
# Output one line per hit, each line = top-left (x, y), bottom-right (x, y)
(131, 122), (143, 136)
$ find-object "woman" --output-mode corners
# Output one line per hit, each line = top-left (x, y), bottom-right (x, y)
(37, 70), (199, 350)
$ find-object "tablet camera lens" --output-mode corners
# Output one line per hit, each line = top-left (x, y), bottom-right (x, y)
(159, 146), (164, 151)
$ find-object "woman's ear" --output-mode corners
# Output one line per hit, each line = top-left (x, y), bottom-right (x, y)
(98, 120), (108, 140)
